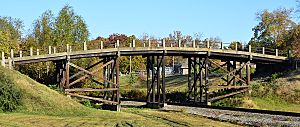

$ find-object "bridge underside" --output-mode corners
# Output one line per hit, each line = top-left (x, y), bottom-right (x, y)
(50, 52), (253, 109)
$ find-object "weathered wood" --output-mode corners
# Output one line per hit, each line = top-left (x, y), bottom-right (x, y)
(208, 59), (246, 84)
(208, 88), (248, 102)
(66, 92), (119, 105)
(37, 49), (39, 55)
(84, 41), (87, 50)
(67, 60), (115, 87)
(11, 47), (288, 65)
(49, 46), (51, 54)
(65, 88), (118, 92)
(8, 57), (12, 69)
(10, 49), (14, 59)
(70, 59), (104, 80)
(208, 86), (248, 89)
(19, 51), (22, 57)
(30, 47), (33, 56)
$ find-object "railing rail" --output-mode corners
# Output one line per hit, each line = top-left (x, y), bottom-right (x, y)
(1, 39), (290, 68)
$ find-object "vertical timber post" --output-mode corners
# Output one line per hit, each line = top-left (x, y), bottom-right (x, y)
(188, 57), (192, 99)
(205, 58), (209, 105)
(30, 47), (33, 56)
(65, 56), (70, 88)
(246, 61), (250, 85)
(162, 54), (165, 104)
(147, 56), (151, 103)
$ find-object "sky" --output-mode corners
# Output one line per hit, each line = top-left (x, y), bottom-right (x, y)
(0, 0), (298, 43)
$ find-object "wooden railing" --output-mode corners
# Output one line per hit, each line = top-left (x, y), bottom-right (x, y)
(1, 39), (290, 68)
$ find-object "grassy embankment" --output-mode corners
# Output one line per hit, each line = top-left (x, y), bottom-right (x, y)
(119, 69), (300, 113)
(0, 66), (238, 126)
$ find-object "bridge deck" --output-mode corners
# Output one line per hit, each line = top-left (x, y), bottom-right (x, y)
(10, 47), (288, 64)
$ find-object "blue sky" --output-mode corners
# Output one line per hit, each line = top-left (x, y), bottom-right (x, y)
(0, 0), (298, 43)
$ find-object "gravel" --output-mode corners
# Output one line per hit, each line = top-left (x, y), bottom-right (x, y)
(121, 101), (300, 127)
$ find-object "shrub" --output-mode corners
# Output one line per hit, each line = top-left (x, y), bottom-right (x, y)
(121, 89), (146, 100)
(128, 73), (138, 85)
(0, 72), (22, 112)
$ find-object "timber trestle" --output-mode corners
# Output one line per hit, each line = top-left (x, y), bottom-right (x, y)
(186, 56), (251, 104)
(145, 54), (166, 108)
(56, 55), (120, 106)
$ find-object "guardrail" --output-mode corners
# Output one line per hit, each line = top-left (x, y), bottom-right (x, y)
(1, 39), (290, 68)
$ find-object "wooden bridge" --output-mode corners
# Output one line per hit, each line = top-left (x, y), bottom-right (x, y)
(1, 40), (290, 109)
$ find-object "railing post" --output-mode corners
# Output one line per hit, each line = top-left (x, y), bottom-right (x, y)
(69, 46), (72, 52)
(221, 42), (223, 49)
(8, 57), (12, 69)
(84, 41), (87, 51)
(19, 51), (22, 57)
(248, 45), (251, 53)
(162, 39), (165, 48)
(10, 49), (14, 59)
(171, 43), (173, 47)
(37, 49), (39, 55)
(49, 46), (52, 54)
(193, 40), (196, 48)
(262, 47), (265, 55)
(100, 41), (103, 49)
(132, 39), (135, 47)
(235, 43), (237, 51)
(207, 40), (210, 48)
(148, 39), (151, 48)
(179, 39), (181, 47)
(67, 44), (69, 52)
(1, 52), (5, 67)
(157, 40), (160, 47)
(117, 40), (120, 48)
(30, 47), (33, 56)
(53, 47), (56, 54)
(276, 49), (278, 56)
(143, 41), (146, 47)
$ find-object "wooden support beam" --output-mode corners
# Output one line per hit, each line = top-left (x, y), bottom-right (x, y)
(162, 54), (165, 103)
(208, 86), (248, 89)
(208, 88), (248, 102)
(65, 88), (118, 92)
(116, 57), (120, 103)
(152, 55), (155, 103)
(66, 92), (119, 105)
(67, 60), (116, 87)
(208, 59), (246, 84)
(70, 59), (104, 80)
(246, 61), (250, 85)
(147, 56), (150, 102)
(30, 47), (33, 56)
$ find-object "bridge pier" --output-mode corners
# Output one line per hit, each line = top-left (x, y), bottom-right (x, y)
(56, 55), (120, 110)
(186, 57), (250, 104)
(187, 56), (209, 104)
(146, 55), (166, 108)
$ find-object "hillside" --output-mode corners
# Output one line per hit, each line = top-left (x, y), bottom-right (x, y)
(0, 66), (239, 126)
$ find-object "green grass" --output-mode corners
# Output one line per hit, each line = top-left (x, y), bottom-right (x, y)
(251, 96), (300, 113)
(0, 66), (239, 126)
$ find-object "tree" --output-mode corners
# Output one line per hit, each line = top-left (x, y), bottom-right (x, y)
(250, 8), (295, 50)
(54, 5), (89, 46)
(229, 41), (243, 50)
(0, 17), (22, 54)
(33, 10), (54, 47)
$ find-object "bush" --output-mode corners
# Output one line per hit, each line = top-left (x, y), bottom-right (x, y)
(121, 89), (146, 100)
(213, 94), (244, 107)
(128, 73), (138, 85)
(80, 100), (92, 107)
(0, 72), (22, 112)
